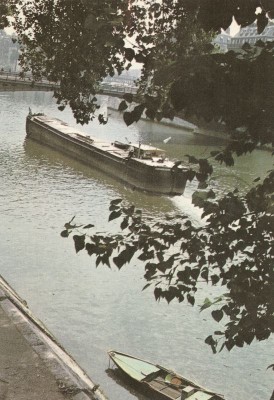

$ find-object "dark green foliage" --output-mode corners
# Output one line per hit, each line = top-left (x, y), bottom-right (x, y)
(10, 0), (273, 130)
(123, 93), (134, 103)
(140, 41), (274, 154)
(113, 245), (135, 269)
(212, 309), (224, 322)
(118, 100), (128, 112)
(0, 0), (10, 29)
(73, 235), (85, 253)
(11, 0), (130, 124)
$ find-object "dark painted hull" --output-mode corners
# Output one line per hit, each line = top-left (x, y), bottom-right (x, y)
(26, 115), (187, 195)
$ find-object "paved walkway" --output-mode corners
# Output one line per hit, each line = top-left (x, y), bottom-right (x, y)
(0, 277), (107, 400)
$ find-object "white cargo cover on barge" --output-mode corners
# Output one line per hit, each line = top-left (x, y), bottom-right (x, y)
(26, 114), (187, 195)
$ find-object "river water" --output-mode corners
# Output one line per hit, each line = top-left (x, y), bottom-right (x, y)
(0, 91), (273, 400)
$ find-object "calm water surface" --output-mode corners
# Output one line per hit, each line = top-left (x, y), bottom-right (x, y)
(0, 91), (273, 400)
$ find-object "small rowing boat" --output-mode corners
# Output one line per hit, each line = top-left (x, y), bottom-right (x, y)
(108, 350), (225, 400)
(26, 114), (188, 195)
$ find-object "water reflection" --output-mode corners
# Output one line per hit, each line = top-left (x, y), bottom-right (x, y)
(105, 368), (152, 400)
(23, 137), (177, 218)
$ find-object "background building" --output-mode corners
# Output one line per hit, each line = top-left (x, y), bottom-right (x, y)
(213, 30), (231, 52)
(228, 21), (274, 51)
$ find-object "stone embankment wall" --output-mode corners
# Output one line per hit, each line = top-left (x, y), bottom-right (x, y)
(106, 96), (197, 132)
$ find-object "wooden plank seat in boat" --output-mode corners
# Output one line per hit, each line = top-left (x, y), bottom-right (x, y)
(148, 378), (180, 399)
(148, 379), (167, 391)
(160, 385), (182, 398)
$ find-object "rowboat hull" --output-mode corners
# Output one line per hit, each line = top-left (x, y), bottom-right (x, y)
(26, 115), (187, 195)
(108, 350), (225, 400)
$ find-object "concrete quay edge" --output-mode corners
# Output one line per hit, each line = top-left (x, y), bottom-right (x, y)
(0, 274), (108, 400)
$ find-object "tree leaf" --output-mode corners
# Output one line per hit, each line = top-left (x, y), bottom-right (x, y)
(257, 12), (268, 34)
(110, 198), (122, 206)
(113, 245), (135, 269)
(142, 283), (152, 291)
(123, 93), (133, 103)
(200, 297), (212, 311)
(211, 274), (220, 285)
(125, 47), (135, 62)
(211, 309), (224, 322)
(205, 335), (217, 353)
(60, 229), (70, 238)
(118, 100), (128, 112)
(123, 111), (136, 126)
(135, 51), (147, 63)
(154, 287), (162, 301)
(187, 293), (195, 305)
(83, 224), (94, 229)
(73, 235), (85, 253)
(120, 217), (129, 230)
(108, 210), (122, 222)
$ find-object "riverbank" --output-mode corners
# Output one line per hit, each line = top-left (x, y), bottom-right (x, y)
(0, 275), (108, 400)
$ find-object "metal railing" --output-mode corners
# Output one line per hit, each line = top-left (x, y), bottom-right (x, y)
(100, 82), (138, 95)
(0, 71), (138, 95)
(0, 71), (58, 87)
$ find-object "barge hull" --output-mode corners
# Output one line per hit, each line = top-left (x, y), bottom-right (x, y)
(26, 116), (186, 195)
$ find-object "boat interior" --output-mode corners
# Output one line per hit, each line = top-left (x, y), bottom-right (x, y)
(142, 370), (218, 400)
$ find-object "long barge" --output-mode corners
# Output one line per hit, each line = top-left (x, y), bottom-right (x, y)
(26, 114), (187, 195)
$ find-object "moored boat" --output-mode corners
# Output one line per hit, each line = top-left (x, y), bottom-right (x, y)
(108, 350), (225, 400)
(26, 114), (187, 195)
